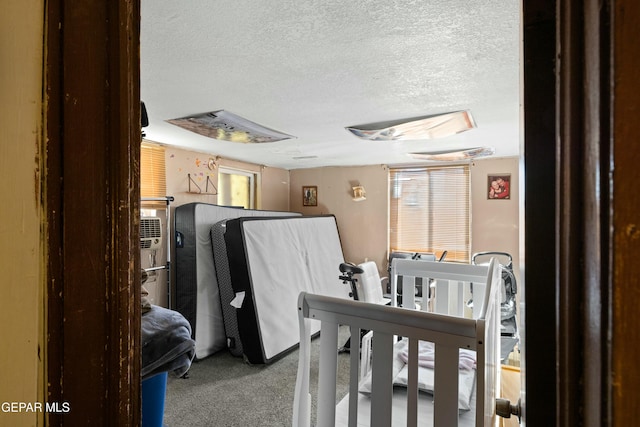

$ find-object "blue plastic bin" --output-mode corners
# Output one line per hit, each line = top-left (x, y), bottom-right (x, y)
(142, 371), (168, 427)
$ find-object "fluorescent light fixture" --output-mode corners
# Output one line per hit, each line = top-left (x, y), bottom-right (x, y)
(345, 110), (476, 141)
(167, 110), (295, 143)
(410, 146), (495, 161)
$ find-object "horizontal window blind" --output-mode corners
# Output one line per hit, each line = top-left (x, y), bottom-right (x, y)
(389, 165), (470, 263)
(140, 143), (166, 206)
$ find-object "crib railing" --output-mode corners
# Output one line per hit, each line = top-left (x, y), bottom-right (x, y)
(292, 258), (501, 427)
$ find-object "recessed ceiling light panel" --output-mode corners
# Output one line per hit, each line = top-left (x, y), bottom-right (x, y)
(345, 110), (476, 141)
(410, 146), (495, 161)
(167, 110), (295, 143)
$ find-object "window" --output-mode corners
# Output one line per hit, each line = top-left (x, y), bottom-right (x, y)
(217, 167), (257, 209)
(140, 143), (167, 207)
(389, 165), (470, 263)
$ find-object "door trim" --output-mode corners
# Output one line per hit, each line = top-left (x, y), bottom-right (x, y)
(45, 1), (141, 424)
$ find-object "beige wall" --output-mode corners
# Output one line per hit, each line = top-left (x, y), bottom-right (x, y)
(470, 157), (521, 281)
(290, 158), (521, 281)
(0, 1), (45, 426)
(148, 146), (521, 306)
(144, 145), (291, 306)
(163, 146), (290, 211)
(289, 165), (390, 271)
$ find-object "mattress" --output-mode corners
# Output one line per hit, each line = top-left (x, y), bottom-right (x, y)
(210, 219), (244, 357)
(174, 203), (298, 359)
(224, 215), (351, 364)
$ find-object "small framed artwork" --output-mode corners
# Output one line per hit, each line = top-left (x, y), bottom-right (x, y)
(487, 174), (511, 200)
(302, 186), (318, 206)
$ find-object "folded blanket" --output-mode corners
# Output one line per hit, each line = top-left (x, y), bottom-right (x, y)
(396, 339), (476, 371)
(141, 305), (196, 380)
(358, 338), (477, 411)
(392, 364), (476, 411)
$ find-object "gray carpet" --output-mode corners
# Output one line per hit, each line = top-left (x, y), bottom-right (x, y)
(163, 326), (352, 427)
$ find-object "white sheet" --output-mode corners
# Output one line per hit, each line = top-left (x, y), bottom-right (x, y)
(358, 339), (477, 412)
(335, 384), (477, 427)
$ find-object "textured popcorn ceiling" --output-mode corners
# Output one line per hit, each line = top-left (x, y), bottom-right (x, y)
(141, 0), (521, 169)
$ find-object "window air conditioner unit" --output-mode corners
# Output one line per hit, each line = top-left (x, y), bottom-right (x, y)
(140, 217), (162, 250)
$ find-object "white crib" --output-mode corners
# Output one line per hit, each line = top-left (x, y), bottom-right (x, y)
(292, 258), (501, 427)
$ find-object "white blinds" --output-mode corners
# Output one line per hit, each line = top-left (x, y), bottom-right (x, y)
(389, 165), (470, 263)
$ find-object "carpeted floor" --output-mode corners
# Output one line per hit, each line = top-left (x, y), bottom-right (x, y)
(163, 326), (352, 427)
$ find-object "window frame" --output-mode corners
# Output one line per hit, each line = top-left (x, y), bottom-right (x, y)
(140, 142), (167, 207)
(389, 165), (471, 263)
(217, 166), (258, 209)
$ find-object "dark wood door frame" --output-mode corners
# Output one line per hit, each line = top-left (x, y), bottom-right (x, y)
(45, 1), (141, 425)
(524, 0), (611, 424)
(522, 1), (559, 425)
(556, 0), (611, 425)
(525, 0), (639, 426)
(610, 1), (640, 426)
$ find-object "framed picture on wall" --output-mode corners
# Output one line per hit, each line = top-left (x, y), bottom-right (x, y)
(302, 186), (317, 206)
(487, 174), (511, 199)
